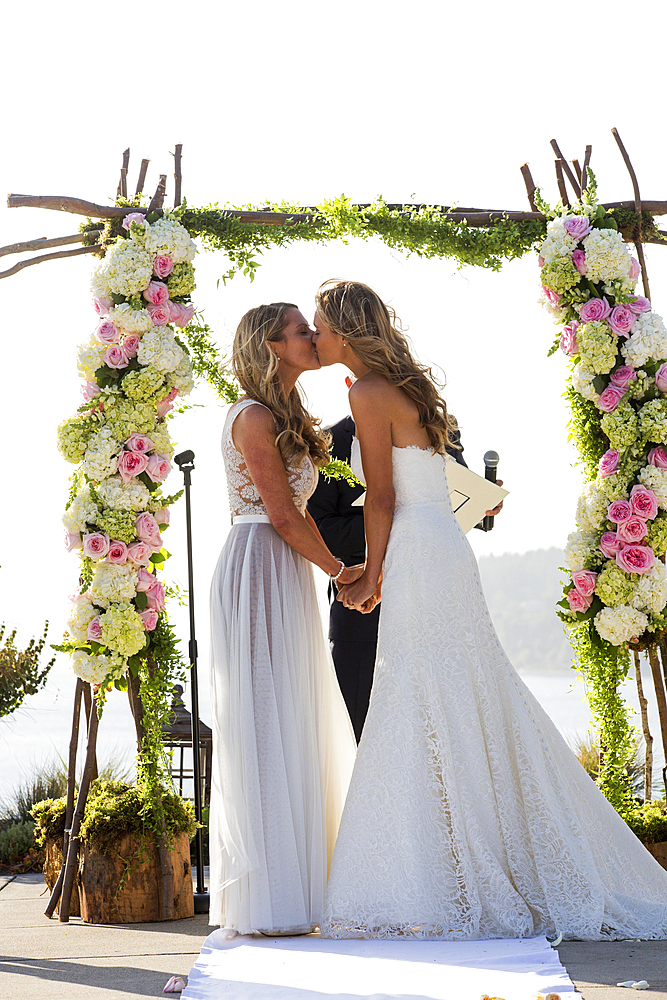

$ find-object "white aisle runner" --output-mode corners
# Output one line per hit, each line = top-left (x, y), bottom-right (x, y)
(181, 931), (576, 1000)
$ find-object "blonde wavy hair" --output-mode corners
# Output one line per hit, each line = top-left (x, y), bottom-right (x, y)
(232, 302), (330, 467)
(315, 280), (459, 454)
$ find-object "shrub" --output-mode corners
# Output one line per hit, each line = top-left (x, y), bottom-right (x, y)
(0, 622), (54, 717)
(621, 799), (667, 844)
(0, 821), (36, 866)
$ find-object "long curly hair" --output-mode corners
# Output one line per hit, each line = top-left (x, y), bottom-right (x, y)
(232, 302), (330, 467)
(315, 280), (459, 454)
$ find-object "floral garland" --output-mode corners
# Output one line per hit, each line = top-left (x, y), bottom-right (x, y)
(538, 174), (667, 802)
(56, 209), (196, 694)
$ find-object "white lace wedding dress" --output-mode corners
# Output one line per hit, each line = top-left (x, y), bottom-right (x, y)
(209, 399), (356, 934)
(321, 443), (667, 941)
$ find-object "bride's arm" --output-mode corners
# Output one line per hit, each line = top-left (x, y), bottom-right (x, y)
(234, 405), (361, 584)
(337, 380), (395, 610)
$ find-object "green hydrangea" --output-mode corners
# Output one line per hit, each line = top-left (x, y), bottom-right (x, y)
(541, 256), (580, 295)
(150, 422), (175, 458)
(577, 321), (618, 375)
(57, 415), (96, 464)
(595, 562), (637, 606)
(601, 400), (639, 450)
(122, 366), (167, 402)
(603, 278), (636, 304)
(96, 508), (137, 546)
(166, 261), (196, 297)
(99, 605), (146, 657)
(104, 398), (156, 439)
(647, 514), (667, 557)
(638, 398), (667, 445)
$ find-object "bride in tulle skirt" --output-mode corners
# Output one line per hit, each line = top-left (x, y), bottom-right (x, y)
(209, 302), (357, 935)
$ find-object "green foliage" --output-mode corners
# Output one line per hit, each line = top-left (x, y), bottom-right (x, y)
(565, 386), (607, 481)
(620, 798), (667, 844)
(180, 317), (240, 402)
(610, 206), (660, 243)
(319, 457), (362, 487)
(0, 622), (54, 717)
(0, 821), (36, 865)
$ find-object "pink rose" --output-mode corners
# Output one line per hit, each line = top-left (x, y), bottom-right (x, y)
(648, 446), (667, 470)
(125, 433), (154, 454)
(139, 608), (159, 631)
(560, 322), (579, 356)
(608, 305), (636, 338)
(629, 257), (641, 282)
(541, 286), (562, 308)
(136, 567), (157, 591)
(143, 280), (170, 306)
(563, 216), (592, 242)
(598, 449), (620, 477)
(123, 333), (140, 358)
(135, 512), (161, 545)
(127, 541), (153, 567)
(600, 531), (625, 559)
(597, 385), (625, 413)
(572, 249), (587, 276)
(104, 344), (129, 370)
(146, 453), (171, 483)
(117, 449), (149, 484)
(168, 301), (195, 328)
(617, 516), (649, 544)
(153, 254), (174, 278)
(609, 366), (637, 390)
(630, 485), (658, 520)
(93, 296), (113, 316)
(538, 255), (545, 268)
(156, 386), (179, 418)
(578, 296), (611, 323)
(148, 303), (171, 326)
(627, 295), (651, 315)
(107, 539), (129, 564)
(616, 544), (656, 575)
(82, 532), (110, 560)
(122, 212), (146, 230)
(608, 499), (633, 524)
(65, 530), (82, 552)
(95, 320), (120, 345)
(655, 362), (667, 393)
(87, 616), (103, 641)
(154, 508), (170, 525)
(81, 381), (101, 402)
(136, 568), (166, 610)
(572, 569), (597, 597)
(567, 588), (592, 612)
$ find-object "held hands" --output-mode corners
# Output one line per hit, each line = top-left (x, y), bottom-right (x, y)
(336, 574), (380, 614)
(336, 563), (365, 587)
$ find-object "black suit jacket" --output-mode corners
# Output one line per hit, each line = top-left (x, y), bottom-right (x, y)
(307, 416), (468, 641)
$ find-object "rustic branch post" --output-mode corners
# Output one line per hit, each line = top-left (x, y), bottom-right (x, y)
(550, 140), (582, 200)
(581, 145), (593, 191)
(173, 144), (183, 208)
(148, 175), (168, 214)
(611, 127), (651, 301)
(554, 159), (570, 208)
(82, 681), (98, 782)
(520, 163), (537, 212)
(135, 158), (150, 199)
(572, 159), (582, 186)
(633, 650), (653, 802)
(647, 644), (667, 798)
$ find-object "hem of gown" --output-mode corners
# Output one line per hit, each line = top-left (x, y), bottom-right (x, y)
(320, 920), (667, 942)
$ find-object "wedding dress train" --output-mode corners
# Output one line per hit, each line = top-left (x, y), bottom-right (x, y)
(321, 444), (667, 941)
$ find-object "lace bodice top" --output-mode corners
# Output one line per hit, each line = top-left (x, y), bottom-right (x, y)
(222, 398), (318, 518)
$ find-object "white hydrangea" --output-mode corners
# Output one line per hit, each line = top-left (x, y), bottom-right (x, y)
(89, 562), (138, 608)
(564, 528), (598, 571)
(594, 605), (649, 645)
(630, 561), (667, 614)
(109, 303), (153, 333)
(77, 339), (107, 381)
(95, 475), (150, 512)
(90, 264), (113, 300)
(621, 310), (667, 368)
(137, 327), (185, 373)
(169, 355), (195, 396)
(572, 363), (600, 402)
(66, 599), (98, 643)
(71, 649), (126, 685)
(582, 228), (632, 285)
(97, 240), (154, 297)
(63, 486), (99, 533)
(637, 465), (667, 509)
(575, 480), (609, 531)
(142, 217), (196, 264)
(81, 426), (121, 482)
(539, 219), (577, 263)
(537, 289), (565, 322)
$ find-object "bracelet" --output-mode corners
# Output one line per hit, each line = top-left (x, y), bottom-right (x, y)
(331, 560), (346, 582)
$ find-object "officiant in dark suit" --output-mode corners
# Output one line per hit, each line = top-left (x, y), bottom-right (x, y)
(308, 415), (491, 742)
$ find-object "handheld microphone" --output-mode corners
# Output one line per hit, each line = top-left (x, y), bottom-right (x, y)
(483, 451), (499, 532)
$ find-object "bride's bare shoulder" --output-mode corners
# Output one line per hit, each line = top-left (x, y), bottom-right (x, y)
(349, 373), (397, 408)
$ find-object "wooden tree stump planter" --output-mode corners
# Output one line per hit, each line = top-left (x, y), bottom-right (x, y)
(646, 841), (667, 872)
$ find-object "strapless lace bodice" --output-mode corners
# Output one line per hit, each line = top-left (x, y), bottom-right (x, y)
(350, 437), (451, 509)
(222, 399), (318, 517)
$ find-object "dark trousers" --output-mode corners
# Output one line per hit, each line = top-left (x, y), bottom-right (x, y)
(330, 639), (377, 743)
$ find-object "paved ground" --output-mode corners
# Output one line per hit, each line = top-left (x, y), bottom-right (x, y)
(1, 873), (665, 999)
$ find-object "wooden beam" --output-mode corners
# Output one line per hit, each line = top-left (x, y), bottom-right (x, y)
(0, 244), (102, 280)
(135, 158), (150, 198)
(0, 230), (102, 258)
(7, 193), (147, 218)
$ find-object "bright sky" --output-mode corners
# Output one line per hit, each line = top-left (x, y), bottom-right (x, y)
(1, 0), (666, 789)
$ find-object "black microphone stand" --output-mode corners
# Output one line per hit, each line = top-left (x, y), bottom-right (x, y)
(174, 449), (209, 913)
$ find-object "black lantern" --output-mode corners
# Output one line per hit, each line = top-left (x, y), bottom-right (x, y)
(162, 684), (212, 807)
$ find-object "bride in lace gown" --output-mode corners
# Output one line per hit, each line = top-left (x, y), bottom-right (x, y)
(312, 279), (667, 942)
(209, 303), (357, 934)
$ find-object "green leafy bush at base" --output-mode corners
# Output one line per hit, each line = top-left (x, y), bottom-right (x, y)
(0, 821), (36, 865)
(620, 799), (667, 845)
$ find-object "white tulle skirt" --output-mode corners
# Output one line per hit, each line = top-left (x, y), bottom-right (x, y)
(209, 521), (356, 933)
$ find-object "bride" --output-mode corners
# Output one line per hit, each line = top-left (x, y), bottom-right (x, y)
(312, 278), (667, 942)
